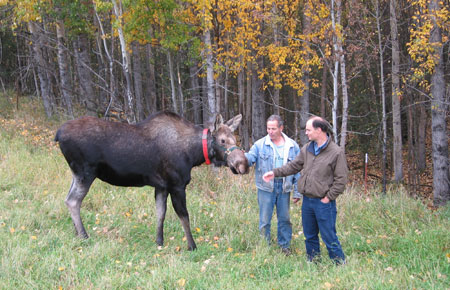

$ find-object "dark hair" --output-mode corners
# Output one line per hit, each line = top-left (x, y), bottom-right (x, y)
(311, 117), (330, 134)
(267, 115), (284, 127)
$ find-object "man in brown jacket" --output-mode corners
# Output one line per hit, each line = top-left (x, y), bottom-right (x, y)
(263, 116), (348, 264)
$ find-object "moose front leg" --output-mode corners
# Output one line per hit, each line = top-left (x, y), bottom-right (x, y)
(155, 188), (169, 247)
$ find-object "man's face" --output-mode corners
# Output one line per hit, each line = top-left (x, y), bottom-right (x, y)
(305, 120), (320, 142)
(267, 120), (283, 141)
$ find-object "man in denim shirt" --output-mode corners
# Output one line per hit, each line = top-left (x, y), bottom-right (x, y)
(245, 115), (300, 255)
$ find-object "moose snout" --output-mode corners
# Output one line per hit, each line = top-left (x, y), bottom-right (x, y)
(227, 149), (249, 174)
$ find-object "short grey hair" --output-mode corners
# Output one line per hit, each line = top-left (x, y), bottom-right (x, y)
(267, 115), (284, 127)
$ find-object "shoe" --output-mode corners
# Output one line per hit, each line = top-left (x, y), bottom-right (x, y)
(281, 247), (292, 256)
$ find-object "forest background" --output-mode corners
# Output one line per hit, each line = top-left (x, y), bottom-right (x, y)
(0, 0), (448, 206)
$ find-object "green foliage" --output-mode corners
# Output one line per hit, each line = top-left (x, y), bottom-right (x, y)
(0, 97), (449, 289)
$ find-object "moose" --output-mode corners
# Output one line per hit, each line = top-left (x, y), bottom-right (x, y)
(55, 111), (249, 250)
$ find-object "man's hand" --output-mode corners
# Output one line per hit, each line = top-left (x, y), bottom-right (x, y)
(321, 196), (330, 203)
(262, 171), (274, 182)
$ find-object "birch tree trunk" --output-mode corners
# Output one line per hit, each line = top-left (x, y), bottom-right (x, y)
(204, 28), (216, 124)
(376, 0), (388, 193)
(390, 0), (403, 182)
(428, 0), (449, 207)
(56, 19), (73, 117)
(299, 4), (311, 146)
(112, 0), (136, 123)
(176, 59), (185, 117)
(272, 2), (280, 116)
(145, 38), (157, 115)
(337, 0), (349, 150)
(28, 21), (54, 118)
(94, 7), (116, 118)
(167, 51), (178, 113)
(331, 0), (339, 144)
(132, 42), (144, 121)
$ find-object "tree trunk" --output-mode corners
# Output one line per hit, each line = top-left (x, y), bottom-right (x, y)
(417, 95), (427, 171)
(112, 0), (136, 123)
(320, 63), (328, 118)
(390, 0), (403, 182)
(331, 0), (339, 144)
(28, 21), (54, 118)
(204, 28), (216, 124)
(176, 58), (185, 117)
(337, 0), (349, 150)
(167, 51), (178, 113)
(56, 19), (73, 117)
(132, 42), (145, 121)
(299, 73), (310, 146)
(144, 38), (157, 115)
(94, 7), (116, 118)
(251, 58), (266, 142)
(299, 5), (311, 147)
(73, 34), (97, 116)
(238, 69), (250, 150)
(189, 61), (202, 125)
(376, 0), (388, 193)
(429, 0), (449, 207)
(246, 66), (252, 145)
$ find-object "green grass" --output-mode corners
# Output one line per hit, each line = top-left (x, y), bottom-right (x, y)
(1, 96), (449, 289)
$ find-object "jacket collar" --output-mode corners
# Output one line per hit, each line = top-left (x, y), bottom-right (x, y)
(307, 134), (331, 155)
(264, 132), (295, 149)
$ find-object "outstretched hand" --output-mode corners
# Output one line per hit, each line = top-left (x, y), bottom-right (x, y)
(262, 171), (275, 182)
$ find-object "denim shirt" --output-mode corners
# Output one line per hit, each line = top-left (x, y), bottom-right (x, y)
(245, 133), (301, 197)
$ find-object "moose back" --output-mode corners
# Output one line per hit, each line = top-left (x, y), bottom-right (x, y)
(55, 111), (249, 250)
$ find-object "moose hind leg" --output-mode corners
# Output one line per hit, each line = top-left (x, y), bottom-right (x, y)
(155, 188), (169, 247)
(170, 188), (197, 250)
(65, 174), (93, 238)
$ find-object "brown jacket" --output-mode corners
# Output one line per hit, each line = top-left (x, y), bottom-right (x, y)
(273, 138), (348, 200)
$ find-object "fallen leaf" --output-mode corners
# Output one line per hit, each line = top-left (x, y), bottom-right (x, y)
(177, 278), (186, 287)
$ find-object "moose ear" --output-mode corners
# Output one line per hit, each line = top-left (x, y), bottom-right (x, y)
(225, 114), (242, 132)
(211, 114), (224, 132)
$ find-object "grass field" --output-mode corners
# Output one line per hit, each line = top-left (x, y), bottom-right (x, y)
(0, 96), (449, 289)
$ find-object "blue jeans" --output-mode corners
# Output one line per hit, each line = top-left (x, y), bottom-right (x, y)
(302, 195), (345, 263)
(258, 180), (292, 249)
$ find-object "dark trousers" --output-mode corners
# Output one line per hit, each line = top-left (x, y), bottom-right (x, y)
(302, 195), (345, 263)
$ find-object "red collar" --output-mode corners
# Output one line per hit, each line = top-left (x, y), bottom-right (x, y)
(202, 128), (211, 165)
